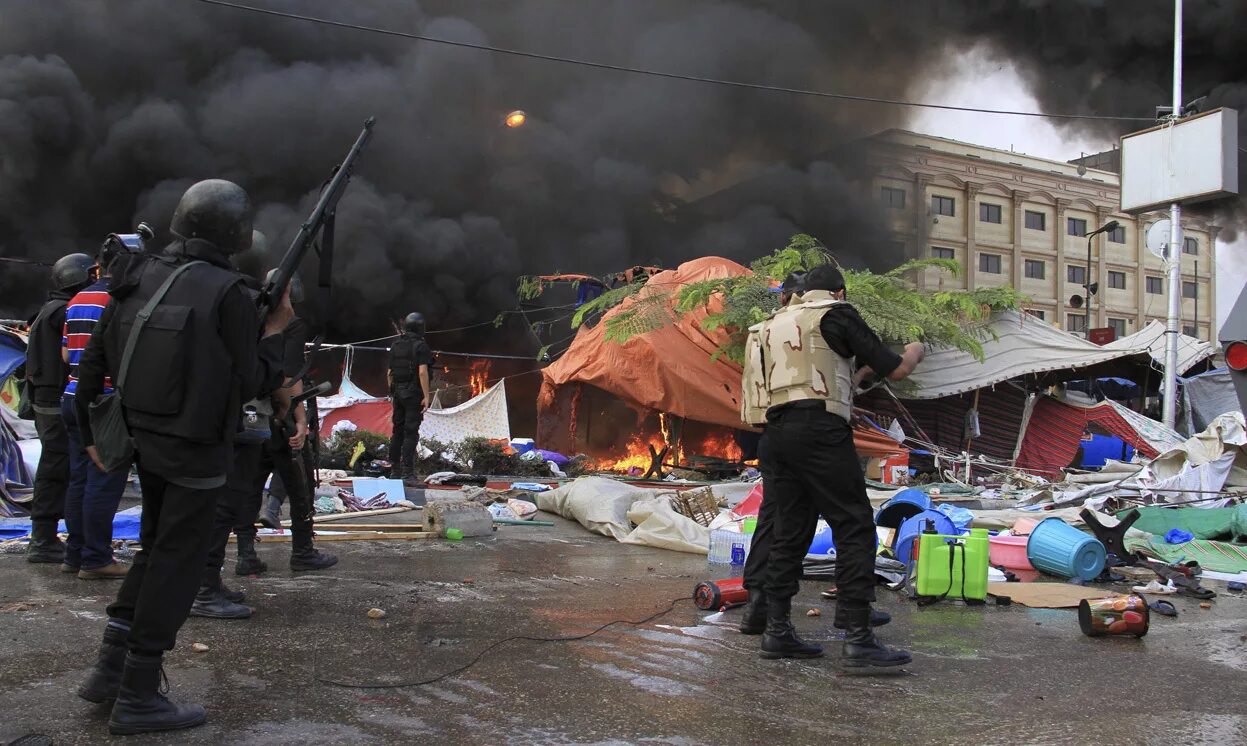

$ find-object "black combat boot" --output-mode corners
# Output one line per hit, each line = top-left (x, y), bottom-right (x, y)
(833, 605), (891, 630)
(234, 532), (268, 576)
(759, 596), (823, 660)
(220, 582), (246, 604)
(108, 652), (206, 735)
(290, 530), (338, 572)
(258, 495), (283, 530)
(26, 521), (65, 564)
(738, 589), (767, 635)
(189, 576), (253, 620)
(841, 607), (912, 669)
(78, 620), (130, 703)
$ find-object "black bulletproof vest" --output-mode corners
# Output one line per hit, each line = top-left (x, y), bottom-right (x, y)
(25, 295), (70, 401)
(389, 334), (419, 384)
(115, 256), (243, 444)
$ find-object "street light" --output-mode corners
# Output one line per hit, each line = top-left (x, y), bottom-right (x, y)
(504, 110), (527, 128)
(1083, 219), (1120, 338)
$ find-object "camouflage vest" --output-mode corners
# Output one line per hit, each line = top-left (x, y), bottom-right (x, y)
(740, 290), (853, 426)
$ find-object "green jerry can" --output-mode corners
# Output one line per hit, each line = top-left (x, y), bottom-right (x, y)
(914, 527), (989, 602)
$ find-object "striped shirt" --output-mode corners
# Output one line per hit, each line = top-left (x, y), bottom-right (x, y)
(63, 279), (112, 396)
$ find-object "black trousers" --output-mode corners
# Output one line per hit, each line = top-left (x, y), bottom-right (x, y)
(31, 408), (69, 531)
(760, 407), (877, 608)
(389, 392), (423, 472)
(742, 462), (818, 593)
(107, 463), (220, 652)
(204, 441), (264, 583)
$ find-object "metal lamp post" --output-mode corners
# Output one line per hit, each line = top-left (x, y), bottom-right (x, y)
(1084, 220), (1120, 338)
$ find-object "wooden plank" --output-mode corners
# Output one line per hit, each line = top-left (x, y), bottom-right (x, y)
(232, 531), (437, 543)
(275, 506), (414, 527)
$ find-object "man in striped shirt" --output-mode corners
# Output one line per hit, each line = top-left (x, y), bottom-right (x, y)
(61, 250), (130, 580)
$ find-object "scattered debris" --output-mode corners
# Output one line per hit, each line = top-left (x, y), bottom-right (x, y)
(366, 608), (387, 619)
(191, 643), (210, 653)
(806, 608), (821, 617)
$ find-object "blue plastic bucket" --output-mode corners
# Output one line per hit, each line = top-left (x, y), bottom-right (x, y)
(874, 489), (931, 529)
(804, 522), (879, 557)
(1026, 517), (1106, 580)
(894, 509), (957, 566)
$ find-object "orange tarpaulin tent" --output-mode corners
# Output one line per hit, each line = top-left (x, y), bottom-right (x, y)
(536, 256), (905, 458)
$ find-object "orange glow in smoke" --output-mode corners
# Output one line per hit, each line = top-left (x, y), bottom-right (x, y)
(469, 359), (492, 397)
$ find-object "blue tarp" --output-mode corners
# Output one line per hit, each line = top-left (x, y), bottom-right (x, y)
(0, 514), (142, 541)
(0, 332), (24, 382)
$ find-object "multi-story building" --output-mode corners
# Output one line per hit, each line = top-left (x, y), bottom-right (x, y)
(863, 129), (1218, 341)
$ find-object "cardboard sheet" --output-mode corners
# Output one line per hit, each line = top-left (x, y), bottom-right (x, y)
(987, 582), (1123, 609)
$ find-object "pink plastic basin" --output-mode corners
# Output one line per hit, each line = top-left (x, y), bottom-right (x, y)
(989, 534), (1034, 570)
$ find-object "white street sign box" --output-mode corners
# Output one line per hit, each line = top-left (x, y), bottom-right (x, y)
(1120, 107), (1239, 213)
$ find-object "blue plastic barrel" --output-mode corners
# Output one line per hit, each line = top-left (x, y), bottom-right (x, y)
(874, 488), (932, 529)
(894, 509), (957, 566)
(1026, 517), (1106, 580)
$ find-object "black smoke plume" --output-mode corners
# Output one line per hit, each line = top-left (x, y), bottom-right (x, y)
(0, 0), (1240, 340)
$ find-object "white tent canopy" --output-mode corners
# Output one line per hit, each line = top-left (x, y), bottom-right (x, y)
(903, 311), (1214, 400)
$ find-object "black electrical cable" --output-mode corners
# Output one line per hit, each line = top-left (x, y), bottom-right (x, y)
(195, 0), (1153, 124)
(317, 596), (691, 689)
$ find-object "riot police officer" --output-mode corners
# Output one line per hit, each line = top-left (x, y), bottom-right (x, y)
(23, 252), (94, 564)
(740, 264), (923, 668)
(73, 179), (290, 735)
(387, 312), (433, 479)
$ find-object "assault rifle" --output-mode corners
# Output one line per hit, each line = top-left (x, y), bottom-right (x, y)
(258, 117), (375, 321)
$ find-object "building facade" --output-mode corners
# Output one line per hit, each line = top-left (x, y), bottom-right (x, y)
(863, 130), (1219, 341)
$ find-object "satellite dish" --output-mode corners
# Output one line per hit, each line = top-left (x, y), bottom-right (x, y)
(1146, 219), (1172, 259)
(1070, 294), (1084, 309)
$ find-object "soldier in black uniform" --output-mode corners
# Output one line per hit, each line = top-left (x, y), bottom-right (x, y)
(23, 253), (95, 564)
(73, 180), (290, 735)
(387, 312), (433, 479)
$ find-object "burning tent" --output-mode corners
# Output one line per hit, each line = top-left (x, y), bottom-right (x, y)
(536, 256), (906, 469)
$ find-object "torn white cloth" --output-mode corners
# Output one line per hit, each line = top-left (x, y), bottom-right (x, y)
(419, 381), (511, 446)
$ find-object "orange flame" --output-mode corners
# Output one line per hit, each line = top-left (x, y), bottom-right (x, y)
(469, 359), (492, 397)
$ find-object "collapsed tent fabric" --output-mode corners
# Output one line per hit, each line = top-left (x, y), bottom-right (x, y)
(1015, 396), (1164, 480)
(1105, 320), (1215, 373)
(1182, 368), (1240, 434)
(536, 476), (732, 554)
(903, 311), (1212, 401)
(537, 256), (907, 458)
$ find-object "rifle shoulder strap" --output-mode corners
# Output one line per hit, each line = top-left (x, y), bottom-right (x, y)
(116, 261), (204, 392)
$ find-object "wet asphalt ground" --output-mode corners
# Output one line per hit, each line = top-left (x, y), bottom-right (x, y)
(1, 509), (1245, 745)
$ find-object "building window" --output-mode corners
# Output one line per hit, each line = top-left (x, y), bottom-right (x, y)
(979, 203), (1002, 224)
(881, 186), (906, 209)
(1182, 281), (1197, 299)
(1068, 265), (1087, 285)
(1024, 259), (1045, 279)
(1108, 318), (1127, 337)
(1025, 211), (1046, 231)
(932, 195), (956, 217)
(1183, 236), (1199, 255)
(1026, 309), (1046, 320)
(931, 246), (955, 260)
(1067, 314), (1088, 334)
(1067, 217), (1088, 237)
(1108, 271), (1126, 290)
(1108, 225), (1126, 243)
(979, 253), (1002, 274)
(1183, 325), (1198, 337)
(1146, 276), (1163, 294)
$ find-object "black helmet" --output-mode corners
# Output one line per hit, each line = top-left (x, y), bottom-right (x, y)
(51, 253), (94, 291)
(232, 230), (270, 279)
(265, 268), (304, 304)
(403, 312), (426, 335)
(781, 272), (806, 295)
(170, 179), (253, 254)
